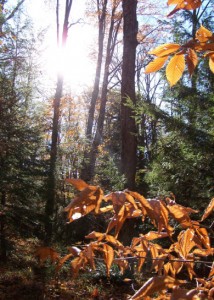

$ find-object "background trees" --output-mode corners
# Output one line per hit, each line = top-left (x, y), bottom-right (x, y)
(0, 2), (46, 258)
(145, 0), (214, 206)
(0, 0), (213, 262)
(0, 0), (213, 298)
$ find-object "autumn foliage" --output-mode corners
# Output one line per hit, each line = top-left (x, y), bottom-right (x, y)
(34, 1), (214, 299)
(145, 0), (214, 86)
(36, 179), (214, 299)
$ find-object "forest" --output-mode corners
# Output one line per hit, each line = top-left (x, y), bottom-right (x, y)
(0, 0), (214, 299)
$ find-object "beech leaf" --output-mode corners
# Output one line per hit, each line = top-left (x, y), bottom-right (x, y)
(201, 197), (214, 221)
(35, 247), (59, 265)
(145, 56), (168, 73)
(186, 48), (198, 76)
(130, 275), (185, 299)
(167, 0), (201, 16)
(102, 244), (114, 277)
(209, 54), (214, 73)
(65, 178), (89, 191)
(196, 25), (213, 43)
(166, 54), (185, 86)
(149, 43), (180, 57)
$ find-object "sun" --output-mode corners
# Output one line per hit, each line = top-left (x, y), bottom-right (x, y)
(45, 25), (96, 92)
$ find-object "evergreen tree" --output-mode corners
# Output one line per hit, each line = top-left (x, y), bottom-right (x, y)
(145, 1), (214, 206)
(0, 7), (46, 258)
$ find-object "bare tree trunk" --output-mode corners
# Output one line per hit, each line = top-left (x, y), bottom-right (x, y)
(88, 5), (121, 179)
(121, 0), (138, 190)
(45, 0), (73, 244)
(81, 0), (108, 182)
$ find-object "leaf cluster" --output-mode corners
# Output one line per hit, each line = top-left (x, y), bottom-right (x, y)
(36, 179), (214, 299)
(145, 0), (214, 86)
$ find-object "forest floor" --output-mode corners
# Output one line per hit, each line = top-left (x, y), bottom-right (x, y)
(0, 237), (139, 300)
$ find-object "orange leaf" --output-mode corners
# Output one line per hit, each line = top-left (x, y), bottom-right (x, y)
(85, 231), (104, 240)
(196, 25), (213, 43)
(177, 229), (196, 258)
(167, 203), (198, 228)
(144, 231), (169, 240)
(166, 54), (185, 86)
(201, 197), (214, 221)
(209, 54), (214, 73)
(91, 288), (99, 298)
(149, 43), (180, 57)
(35, 247), (59, 265)
(186, 48), (198, 76)
(195, 227), (211, 249)
(71, 255), (87, 278)
(167, 0), (201, 16)
(145, 56), (168, 73)
(65, 178), (89, 191)
(56, 253), (74, 272)
(102, 244), (114, 277)
(65, 185), (103, 222)
(130, 275), (185, 299)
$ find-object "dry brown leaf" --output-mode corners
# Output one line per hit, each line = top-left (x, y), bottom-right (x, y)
(193, 248), (214, 256)
(84, 243), (96, 270)
(127, 191), (155, 221)
(114, 258), (129, 274)
(144, 231), (169, 240)
(195, 227), (211, 249)
(167, 203), (197, 228)
(201, 197), (214, 221)
(130, 275), (185, 299)
(65, 178), (89, 191)
(85, 231), (104, 241)
(166, 54), (185, 86)
(149, 199), (174, 234)
(71, 255), (87, 278)
(56, 253), (74, 272)
(65, 186), (104, 222)
(102, 244), (114, 277)
(35, 247), (59, 265)
(177, 228), (196, 258)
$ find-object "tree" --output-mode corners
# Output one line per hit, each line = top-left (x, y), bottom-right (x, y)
(81, 0), (108, 182)
(83, 0), (122, 181)
(145, 0), (214, 205)
(0, 7), (46, 258)
(0, 0), (26, 35)
(45, 0), (73, 243)
(120, 0), (138, 189)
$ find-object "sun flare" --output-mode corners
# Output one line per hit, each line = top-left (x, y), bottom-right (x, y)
(45, 26), (96, 92)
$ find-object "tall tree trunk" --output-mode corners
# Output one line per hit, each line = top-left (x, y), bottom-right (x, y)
(121, 0), (138, 190)
(88, 5), (121, 178)
(45, 0), (73, 244)
(81, 0), (108, 182)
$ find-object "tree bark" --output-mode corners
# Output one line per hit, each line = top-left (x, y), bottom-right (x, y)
(121, 0), (138, 190)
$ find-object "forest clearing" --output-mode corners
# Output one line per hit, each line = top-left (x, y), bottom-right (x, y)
(0, 0), (213, 299)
